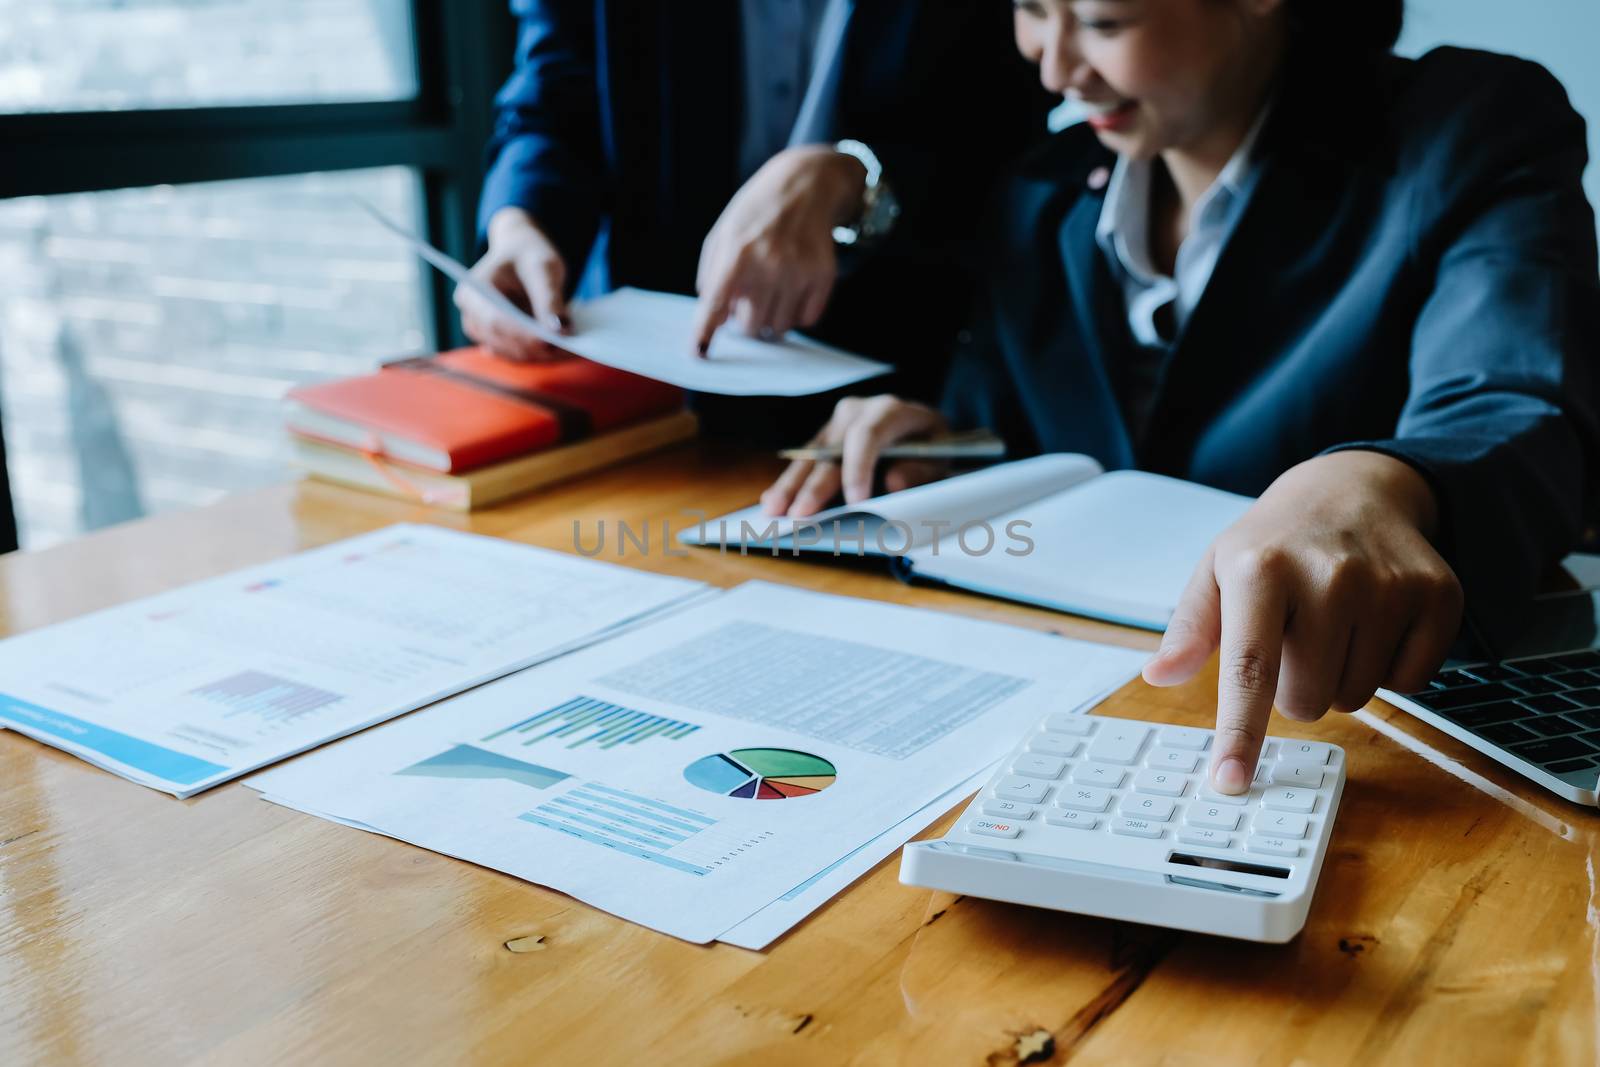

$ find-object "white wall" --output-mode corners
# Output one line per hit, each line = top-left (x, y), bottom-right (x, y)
(1398, 0), (1600, 240)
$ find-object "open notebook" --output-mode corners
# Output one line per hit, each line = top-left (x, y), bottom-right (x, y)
(680, 454), (1254, 631)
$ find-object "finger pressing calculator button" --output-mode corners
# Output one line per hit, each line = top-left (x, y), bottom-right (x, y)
(1011, 753), (1067, 779)
(1186, 804), (1241, 830)
(969, 819), (1021, 839)
(1111, 818), (1164, 839)
(1043, 714), (1097, 736)
(1119, 795), (1176, 821)
(1045, 809), (1098, 829)
(1058, 786), (1114, 812)
(1028, 732), (1082, 758)
(1070, 762), (1127, 788)
(993, 776), (1051, 803)
(1258, 811), (1309, 839)
(981, 799), (1036, 819)
(1261, 787), (1316, 813)
(1246, 835), (1299, 857)
(1269, 763), (1325, 788)
(1086, 722), (1151, 765)
(1278, 740), (1334, 765)
(1178, 828), (1231, 848)
(1157, 725), (1211, 751)
(1147, 747), (1201, 773)
(1134, 769), (1188, 796)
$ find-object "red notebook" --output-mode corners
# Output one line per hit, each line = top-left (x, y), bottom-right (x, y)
(286, 347), (685, 473)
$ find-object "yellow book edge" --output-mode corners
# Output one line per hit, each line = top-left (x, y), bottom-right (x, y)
(289, 409), (700, 511)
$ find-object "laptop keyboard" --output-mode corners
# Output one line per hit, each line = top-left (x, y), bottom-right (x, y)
(1402, 649), (1600, 774)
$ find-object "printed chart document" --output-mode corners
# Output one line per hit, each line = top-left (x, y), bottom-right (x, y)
(0, 525), (704, 797)
(365, 204), (889, 397)
(250, 581), (1145, 945)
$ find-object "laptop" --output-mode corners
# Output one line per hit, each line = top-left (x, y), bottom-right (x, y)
(1380, 566), (1600, 805)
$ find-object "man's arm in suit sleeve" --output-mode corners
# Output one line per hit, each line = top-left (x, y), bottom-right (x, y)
(1327, 57), (1600, 649)
(476, 0), (607, 277)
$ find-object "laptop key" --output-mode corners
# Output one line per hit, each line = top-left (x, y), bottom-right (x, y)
(1510, 736), (1600, 764)
(1440, 702), (1532, 728)
(1411, 682), (1520, 711)
(1546, 758), (1596, 774)
(1505, 656), (1566, 675)
(1527, 715), (1584, 737)
(1425, 670), (1483, 690)
(1507, 676), (1564, 696)
(1560, 686), (1600, 709)
(1518, 694), (1582, 714)
(1568, 710), (1600, 730)
(1464, 664), (1521, 682)
(1478, 722), (1538, 745)
(1550, 651), (1600, 671)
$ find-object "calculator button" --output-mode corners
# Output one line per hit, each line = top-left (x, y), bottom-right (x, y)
(1178, 828), (1231, 848)
(993, 776), (1051, 803)
(1269, 763), (1326, 788)
(1011, 753), (1067, 780)
(1198, 787), (1251, 806)
(1119, 795), (1176, 821)
(1071, 762), (1127, 788)
(1044, 809), (1099, 829)
(1028, 732), (1082, 758)
(1246, 835), (1300, 857)
(1111, 818), (1164, 839)
(1086, 723), (1152, 766)
(1185, 804), (1241, 831)
(1261, 787), (1317, 813)
(1134, 769), (1188, 797)
(1258, 812), (1310, 839)
(1157, 726), (1211, 751)
(1058, 786), (1114, 812)
(1043, 714), (1097, 736)
(1146, 747), (1201, 773)
(1278, 740), (1334, 765)
(981, 799), (1036, 819)
(969, 819), (1021, 839)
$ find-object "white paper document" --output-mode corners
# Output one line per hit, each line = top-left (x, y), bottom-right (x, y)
(249, 581), (1145, 945)
(364, 205), (890, 397)
(0, 524), (704, 797)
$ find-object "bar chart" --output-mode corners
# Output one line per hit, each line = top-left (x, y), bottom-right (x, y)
(481, 695), (700, 750)
(189, 670), (344, 723)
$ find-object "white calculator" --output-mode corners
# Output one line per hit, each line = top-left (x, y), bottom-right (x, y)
(900, 711), (1346, 943)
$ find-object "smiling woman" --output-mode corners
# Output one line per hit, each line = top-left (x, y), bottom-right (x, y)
(770, 0), (1600, 802)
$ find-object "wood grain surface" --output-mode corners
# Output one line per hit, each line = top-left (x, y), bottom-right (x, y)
(2, 443), (1594, 1066)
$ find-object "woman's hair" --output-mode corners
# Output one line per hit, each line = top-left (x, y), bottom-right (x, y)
(1286, 0), (1404, 52)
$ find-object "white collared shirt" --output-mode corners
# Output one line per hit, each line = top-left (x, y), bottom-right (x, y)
(1094, 106), (1272, 350)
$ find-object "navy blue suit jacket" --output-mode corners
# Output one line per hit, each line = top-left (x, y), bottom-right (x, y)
(479, 0), (1053, 415)
(946, 47), (1600, 650)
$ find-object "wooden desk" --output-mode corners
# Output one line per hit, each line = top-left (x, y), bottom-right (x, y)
(2, 444), (1595, 1065)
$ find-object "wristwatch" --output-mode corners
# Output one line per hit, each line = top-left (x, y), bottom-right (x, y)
(831, 139), (901, 247)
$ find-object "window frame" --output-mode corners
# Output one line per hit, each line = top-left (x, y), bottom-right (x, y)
(0, 0), (514, 349)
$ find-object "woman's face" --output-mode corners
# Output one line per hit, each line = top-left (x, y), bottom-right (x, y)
(1013, 0), (1285, 160)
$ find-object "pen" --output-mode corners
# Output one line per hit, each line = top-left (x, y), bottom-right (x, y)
(778, 430), (1005, 462)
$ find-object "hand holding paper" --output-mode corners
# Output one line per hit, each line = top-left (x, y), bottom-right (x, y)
(364, 204), (890, 397)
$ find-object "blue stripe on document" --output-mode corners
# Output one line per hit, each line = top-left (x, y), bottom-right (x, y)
(0, 692), (229, 785)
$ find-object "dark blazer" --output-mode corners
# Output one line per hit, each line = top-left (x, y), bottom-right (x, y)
(946, 46), (1600, 651)
(478, 0), (1053, 418)
(0, 428), (15, 554)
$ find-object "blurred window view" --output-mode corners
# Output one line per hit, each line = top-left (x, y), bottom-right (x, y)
(0, 0), (416, 112)
(0, 170), (429, 548)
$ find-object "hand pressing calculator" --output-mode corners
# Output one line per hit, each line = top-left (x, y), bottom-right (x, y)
(900, 711), (1346, 942)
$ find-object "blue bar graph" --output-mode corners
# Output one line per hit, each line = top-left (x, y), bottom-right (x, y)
(481, 695), (700, 750)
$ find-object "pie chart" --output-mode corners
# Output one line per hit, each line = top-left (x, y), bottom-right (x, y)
(683, 748), (836, 799)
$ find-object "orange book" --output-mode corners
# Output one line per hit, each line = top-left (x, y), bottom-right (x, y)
(285, 347), (685, 473)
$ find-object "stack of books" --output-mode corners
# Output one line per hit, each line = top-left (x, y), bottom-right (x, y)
(286, 347), (698, 510)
